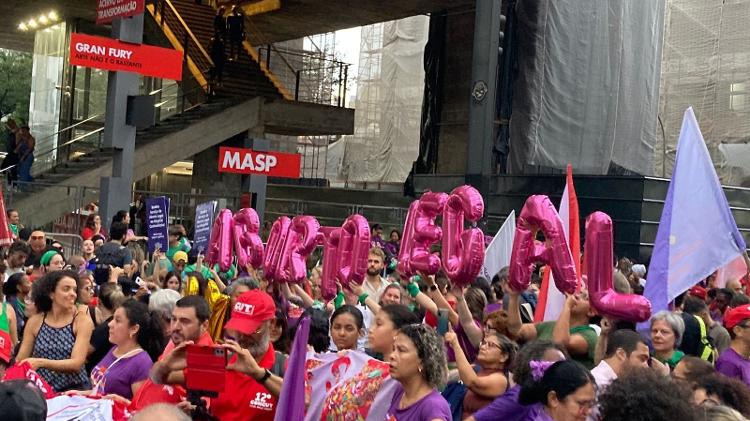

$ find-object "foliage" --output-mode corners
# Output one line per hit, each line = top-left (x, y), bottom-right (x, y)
(0, 49), (32, 124)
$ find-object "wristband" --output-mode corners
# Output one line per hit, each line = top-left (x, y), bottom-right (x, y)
(334, 291), (345, 309)
(406, 282), (420, 298)
(255, 368), (271, 384)
(358, 293), (369, 306)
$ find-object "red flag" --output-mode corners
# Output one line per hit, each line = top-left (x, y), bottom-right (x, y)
(0, 183), (13, 246)
(534, 165), (581, 322)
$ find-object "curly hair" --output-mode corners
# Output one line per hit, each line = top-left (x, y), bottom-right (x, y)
(696, 374), (750, 418)
(397, 324), (447, 389)
(512, 340), (568, 385)
(599, 368), (699, 421)
(31, 270), (80, 313)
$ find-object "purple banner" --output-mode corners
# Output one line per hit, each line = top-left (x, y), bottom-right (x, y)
(146, 196), (169, 253)
(192, 201), (217, 254)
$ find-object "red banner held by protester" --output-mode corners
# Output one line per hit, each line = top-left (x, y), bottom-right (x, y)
(96, 0), (145, 24)
(69, 33), (183, 80)
(218, 147), (301, 178)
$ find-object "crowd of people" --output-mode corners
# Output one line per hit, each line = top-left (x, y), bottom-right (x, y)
(0, 209), (748, 421)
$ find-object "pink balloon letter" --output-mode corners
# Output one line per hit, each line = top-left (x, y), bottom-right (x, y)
(585, 212), (651, 322)
(320, 228), (341, 301)
(509, 195), (577, 294)
(397, 192), (448, 278)
(442, 185), (486, 287)
(206, 209), (234, 272)
(280, 215), (321, 283)
(336, 214), (371, 289)
(263, 217), (292, 283)
(232, 208), (264, 269)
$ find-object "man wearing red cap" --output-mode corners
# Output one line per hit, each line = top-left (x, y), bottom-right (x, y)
(716, 305), (750, 387)
(155, 290), (281, 420)
(209, 290), (280, 421)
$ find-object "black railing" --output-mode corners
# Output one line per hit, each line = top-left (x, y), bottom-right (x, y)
(257, 45), (350, 107)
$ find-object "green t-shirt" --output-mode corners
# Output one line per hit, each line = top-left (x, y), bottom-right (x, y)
(8, 224), (18, 238)
(656, 350), (685, 370)
(536, 321), (598, 369)
(183, 264), (212, 280)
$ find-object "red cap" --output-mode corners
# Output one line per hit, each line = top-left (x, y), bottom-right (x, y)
(689, 285), (707, 300)
(0, 330), (11, 364)
(724, 305), (750, 330)
(224, 290), (276, 335)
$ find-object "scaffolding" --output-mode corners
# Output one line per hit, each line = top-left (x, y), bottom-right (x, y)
(658, 0), (750, 187)
(329, 16), (429, 186)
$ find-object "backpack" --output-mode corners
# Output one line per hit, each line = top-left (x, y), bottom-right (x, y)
(92, 244), (125, 285)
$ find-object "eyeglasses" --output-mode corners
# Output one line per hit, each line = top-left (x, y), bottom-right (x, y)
(574, 399), (597, 411)
(480, 340), (503, 350)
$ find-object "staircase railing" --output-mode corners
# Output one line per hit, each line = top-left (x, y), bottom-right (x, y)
(245, 17), (350, 107)
(257, 45), (350, 107)
(1, 82), (209, 182)
(148, 0), (214, 89)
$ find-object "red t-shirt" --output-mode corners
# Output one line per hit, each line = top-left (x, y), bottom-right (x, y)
(130, 332), (214, 411)
(209, 344), (277, 421)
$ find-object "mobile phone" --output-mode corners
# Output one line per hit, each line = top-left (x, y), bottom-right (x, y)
(437, 308), (450, 337)
(185, 344), (228, 395)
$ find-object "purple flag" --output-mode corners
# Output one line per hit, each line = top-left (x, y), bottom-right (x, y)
(274, 316), (309, 421)
(642, 108), (746, 324)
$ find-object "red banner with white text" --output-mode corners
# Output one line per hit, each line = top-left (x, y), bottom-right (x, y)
(69, 33), (183, 80)
(96, 0), (145, 24)
(218, 147), (301, 178)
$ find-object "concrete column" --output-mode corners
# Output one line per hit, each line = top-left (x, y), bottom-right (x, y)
(99, 14), (144, 229)
(465, 0), (502, 191)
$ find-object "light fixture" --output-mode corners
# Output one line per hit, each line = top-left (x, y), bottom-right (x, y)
(17, 10), (60, 32)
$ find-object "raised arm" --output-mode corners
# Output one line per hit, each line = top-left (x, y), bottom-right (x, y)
(451, 286), (483, 348)
(445, 330), (507, 398)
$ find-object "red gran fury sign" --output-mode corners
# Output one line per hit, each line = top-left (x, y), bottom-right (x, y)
(70, 33), (183, 80)
(96, 0), (145, 24)
(218, 147), (301, 178)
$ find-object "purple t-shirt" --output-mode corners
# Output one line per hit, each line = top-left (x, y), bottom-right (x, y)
(385, 384), (451, 421)
(472, 385), (547, 421)
(90, 348), (153, 399)
(446, 320), (481, 363)
(716, 347), (750, 387)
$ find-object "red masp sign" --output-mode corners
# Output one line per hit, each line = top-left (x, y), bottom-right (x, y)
(218, 147), (301, 178)
(70, 33), (183, 80)
(96, 0), (145, 24)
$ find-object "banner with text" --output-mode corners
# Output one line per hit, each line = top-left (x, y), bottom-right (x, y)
(96, 0), (145, 24)
(193, 201), (217, 254)
(70, 33), (183, 80)
(146, 196), (170, 253)
(218, 147), (301, 178)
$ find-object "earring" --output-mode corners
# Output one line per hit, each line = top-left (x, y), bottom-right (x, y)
(418, 367), (422, 373)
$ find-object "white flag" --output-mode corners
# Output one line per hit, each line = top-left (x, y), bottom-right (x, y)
(480, 211), (516, 280)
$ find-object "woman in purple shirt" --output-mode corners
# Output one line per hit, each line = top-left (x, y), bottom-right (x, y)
(386, 324), (451, 421)
(89, 299), (164, 399)
(467, 340), (567, 421)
